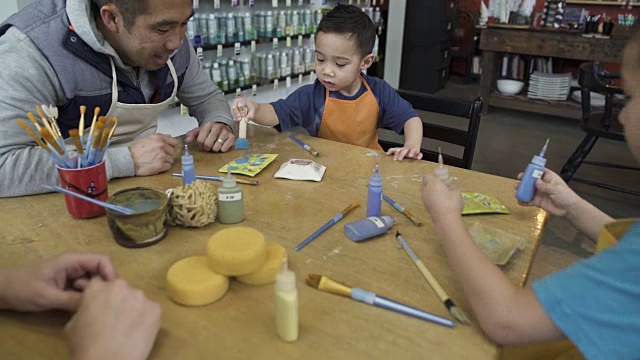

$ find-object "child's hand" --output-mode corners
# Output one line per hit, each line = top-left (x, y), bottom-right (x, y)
(421, 174), (463, 223)
(386, 145), (423, 161)
(514, 168), (581, 217)
(231, 98), (257, 122)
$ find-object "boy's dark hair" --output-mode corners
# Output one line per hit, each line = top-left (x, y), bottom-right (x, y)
(93, 0), (150, 30)
(317, 4), (376, 58)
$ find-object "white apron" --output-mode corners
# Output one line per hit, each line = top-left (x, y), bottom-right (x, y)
(105, 57), (178, 145)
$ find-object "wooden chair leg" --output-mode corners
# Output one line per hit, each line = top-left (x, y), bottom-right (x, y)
(560, 134), (599, 182)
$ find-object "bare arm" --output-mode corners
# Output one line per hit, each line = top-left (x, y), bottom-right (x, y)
(402, 117), (423, 148)
(231, 98), (280, 127)
(564, 198), (613, 242)
(433, 214), (564, 344)
(517, 170), (613, 242)
(385, 117), (423, 160)
(253, 103), (280, 126)
(422, 175), (565, 344)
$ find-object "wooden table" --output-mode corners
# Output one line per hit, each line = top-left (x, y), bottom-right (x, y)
(479, 28), (628, 119)
(0, 126), (547, 359)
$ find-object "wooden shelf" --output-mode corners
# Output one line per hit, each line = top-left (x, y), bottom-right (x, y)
(566, 0), (635, 6)
(489, 93), (582, 120)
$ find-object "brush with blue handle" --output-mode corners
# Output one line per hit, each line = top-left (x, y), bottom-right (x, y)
(305, 274), (455, 328)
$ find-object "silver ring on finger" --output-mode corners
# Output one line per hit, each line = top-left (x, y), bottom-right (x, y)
(217, 138), (224, 144)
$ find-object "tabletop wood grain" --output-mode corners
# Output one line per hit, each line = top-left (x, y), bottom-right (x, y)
(0, 126), (547, 359)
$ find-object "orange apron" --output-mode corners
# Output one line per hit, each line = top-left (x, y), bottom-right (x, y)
(317, 76), (383, 150)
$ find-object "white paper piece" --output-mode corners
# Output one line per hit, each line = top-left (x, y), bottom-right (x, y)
(274, 159), (327, 182)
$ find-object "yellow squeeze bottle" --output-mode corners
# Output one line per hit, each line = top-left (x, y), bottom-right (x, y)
(275, 258), (298, 342)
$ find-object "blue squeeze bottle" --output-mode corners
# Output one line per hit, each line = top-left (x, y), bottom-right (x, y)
(366, 163), (383, 217)
(515, 139), (549, 203)
(181, 145), (196, 185)
(344, 216), (395, 242)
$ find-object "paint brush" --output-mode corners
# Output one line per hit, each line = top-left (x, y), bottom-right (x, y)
(395, 232), (471, 324)
(42, 104), (63, 139)
(382, 194), (423, 226)
(26, 112), (43, 132)
(289, 134), (319, 157)
(35, 106), (61, 147)
(305, 274), (454, 328)
(94, 117), (118, 165)
(235, 105), (249, 150)
(294, 200), (359, 251)
(79, 105), (86, 140)
(86, 122), (104, 166)
(17, 119), (66, 167)
(83, 107), (100, 157)
(39, 128), (73, 168)
(171, 173), (259, 185)
(68, 129), (84, 155)
(42, 185), (135, 215)
(17, 119), (48, 149)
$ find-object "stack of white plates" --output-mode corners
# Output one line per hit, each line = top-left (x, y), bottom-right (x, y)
(527, 72), (572, 101)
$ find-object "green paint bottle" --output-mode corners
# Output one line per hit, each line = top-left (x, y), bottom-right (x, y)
(217, 169), (244, 224)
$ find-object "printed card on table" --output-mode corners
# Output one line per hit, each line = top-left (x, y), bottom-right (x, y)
(218, 154), (278, 177)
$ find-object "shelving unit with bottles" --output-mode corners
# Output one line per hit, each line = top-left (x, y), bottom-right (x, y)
(566, 0), (639, 6)
(188, 0), (386, 97)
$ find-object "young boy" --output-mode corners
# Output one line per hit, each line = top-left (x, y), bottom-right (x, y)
(231, 5), (423, 161)
(420, 35), (640, 357)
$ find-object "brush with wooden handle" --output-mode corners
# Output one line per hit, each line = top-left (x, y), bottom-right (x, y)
(235, 104), (249, 150)
(17, 119), (66, 167)
(395, 231), (471, 324)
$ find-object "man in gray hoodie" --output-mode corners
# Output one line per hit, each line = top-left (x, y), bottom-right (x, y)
(0, 0), (235, 197)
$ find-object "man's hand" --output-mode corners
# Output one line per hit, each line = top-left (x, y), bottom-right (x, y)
(129, 134), (177, 176)
(65, 278), (161, 360)
(185, 122), (235, 152)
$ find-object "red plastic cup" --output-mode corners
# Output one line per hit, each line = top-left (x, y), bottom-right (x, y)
(56, 160), (108, 218)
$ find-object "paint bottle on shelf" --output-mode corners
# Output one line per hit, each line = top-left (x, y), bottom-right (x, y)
(344, 216), (395, 242)
(516, 139), (549, 203)
(366, 163), (382, 217)
(275, 258), (298, 343)
(217, 169), (244, 224)
(181, 145), (196, 186)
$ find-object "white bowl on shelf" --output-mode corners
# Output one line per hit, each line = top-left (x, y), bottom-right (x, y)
(497, 79), (525, 96)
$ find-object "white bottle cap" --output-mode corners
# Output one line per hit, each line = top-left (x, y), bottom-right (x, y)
(223, 168), (236, 187)
(275, 258), (296, 291)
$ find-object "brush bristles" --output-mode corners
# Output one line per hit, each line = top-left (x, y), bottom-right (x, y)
(305, 274), (322, 289)
(450, 306), (471, 325)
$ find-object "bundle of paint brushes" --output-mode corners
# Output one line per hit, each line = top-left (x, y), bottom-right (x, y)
(17, 105), (117, 169)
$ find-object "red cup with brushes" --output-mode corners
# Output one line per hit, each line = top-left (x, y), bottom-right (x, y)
(56, 160), (108, 218)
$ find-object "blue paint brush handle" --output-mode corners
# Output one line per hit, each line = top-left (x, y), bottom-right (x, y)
(294, 213), (343, 251)
(289, 134), (309, 150)
(172, 173), (225, 182)
(382, 194), (405, 212)
(351, 288), (454, 328)
(289, 134), (319, 157)
(43, 185), (135, 215)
